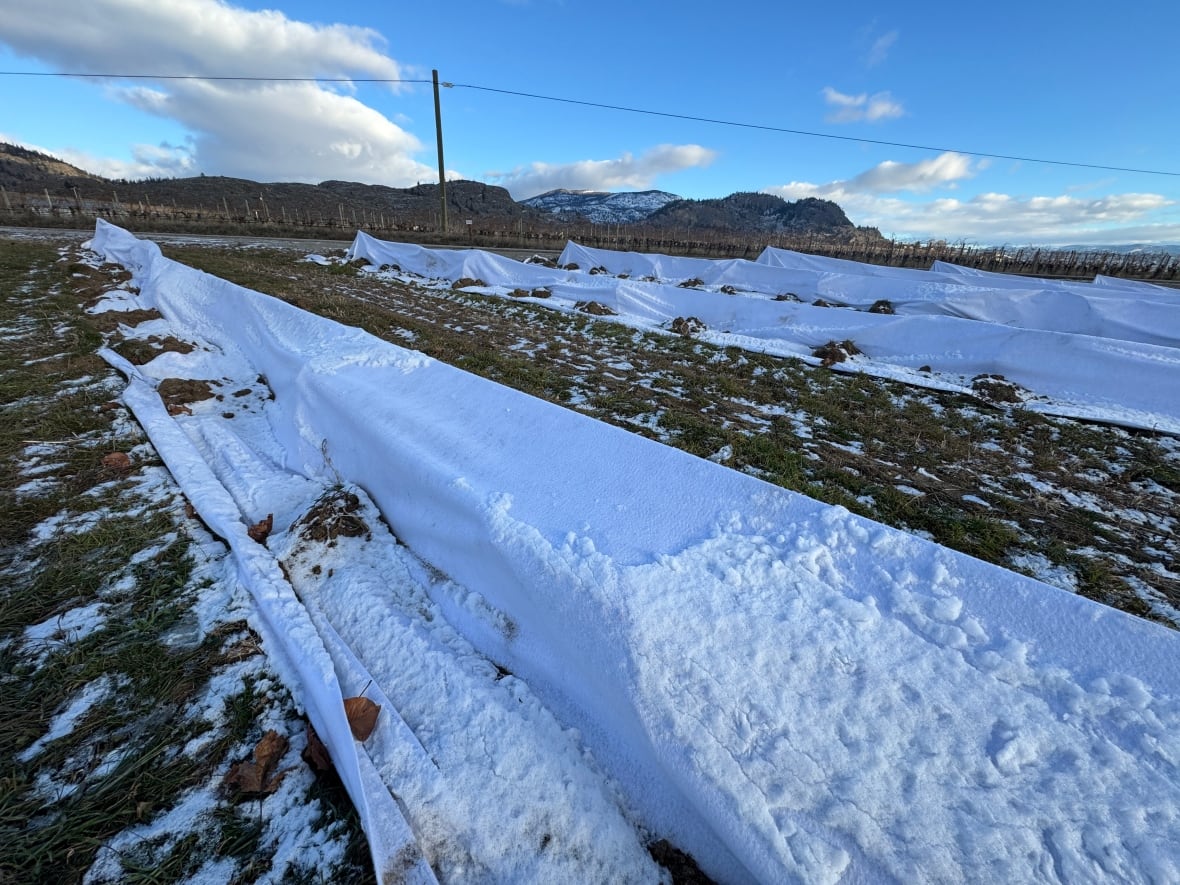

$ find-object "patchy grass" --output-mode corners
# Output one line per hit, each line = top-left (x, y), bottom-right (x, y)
(0, 238), (367, 884)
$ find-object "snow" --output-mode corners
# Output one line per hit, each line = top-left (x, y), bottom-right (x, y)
(22, 601), (108, 666)
(345, 233), (1180, 435)
(17, 675), (121, 763)
(89, 220), (1180, 884)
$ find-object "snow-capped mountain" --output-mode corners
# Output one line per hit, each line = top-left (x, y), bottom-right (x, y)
(521, 189), (682, 224)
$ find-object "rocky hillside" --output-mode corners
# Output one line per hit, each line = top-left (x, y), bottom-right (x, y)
(646, 192), (870, 236)
(521, 189), (681, 224)
(0, 143), (105, 191)
(522, 186), (880, 239)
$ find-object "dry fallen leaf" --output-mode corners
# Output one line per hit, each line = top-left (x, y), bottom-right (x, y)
(302, 723), (332, 772)
(343, 696), (381, 741)
(223, 729), (289, 798)
(101, 451), (131, 472)
(247, 513), (273, 545)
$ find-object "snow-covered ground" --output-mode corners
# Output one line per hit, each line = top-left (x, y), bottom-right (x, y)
(345, 234), (1180, 436)
(90, 220), (1180, 883)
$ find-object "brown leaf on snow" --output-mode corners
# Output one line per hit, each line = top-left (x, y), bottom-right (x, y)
(247, 513), (273, 545)
(343, 696), (381, 741)
(223, 729), (289, 799)
(302, 723), (333, 772)
(101, 451), (132, 472)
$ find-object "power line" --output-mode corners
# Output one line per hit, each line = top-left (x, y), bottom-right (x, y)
(2, 69), (1178, 178)
(0, 71), (430, 84)
(452, 82), (1180, 179)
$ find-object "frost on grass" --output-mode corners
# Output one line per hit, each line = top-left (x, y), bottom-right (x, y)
(0, 241), (359, 885)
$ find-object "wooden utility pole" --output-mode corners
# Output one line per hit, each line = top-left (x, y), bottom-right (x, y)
(433, 69), (449, 234)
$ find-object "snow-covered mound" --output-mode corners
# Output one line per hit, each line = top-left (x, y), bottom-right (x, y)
(91, 221), (1180, 884)
(345, 233), (1180, 435)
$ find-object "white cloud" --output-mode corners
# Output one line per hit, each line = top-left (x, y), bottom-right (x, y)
(867, 30), (899, 67)
(117, 79), (433, 184)
(2, 132), (198, 180)
(822, 87), (905, 124)
(765, 163), (1177, 244)
(849, 152), (978, 193)
(485, 145), (718, 199)
(0, 0), (437, 184)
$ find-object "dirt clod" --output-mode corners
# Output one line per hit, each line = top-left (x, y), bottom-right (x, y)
(971, 373), (1026, 403)
(451, 277), (486, 290)
(157, 378), (214, 412)
(670, 316), (707, 337)
(813, 339), (863, 367)
(575, 300), (617, 316)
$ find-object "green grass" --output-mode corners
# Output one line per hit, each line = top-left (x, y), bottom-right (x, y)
(0, 239), (366, 883)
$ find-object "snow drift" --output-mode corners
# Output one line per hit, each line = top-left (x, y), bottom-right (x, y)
(92, 221), (1180, 883)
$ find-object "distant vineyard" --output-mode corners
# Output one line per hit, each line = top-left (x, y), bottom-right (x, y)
(3, 187), (1178, 284)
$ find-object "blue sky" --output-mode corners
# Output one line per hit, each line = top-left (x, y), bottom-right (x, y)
(1, 0), (1178, 245)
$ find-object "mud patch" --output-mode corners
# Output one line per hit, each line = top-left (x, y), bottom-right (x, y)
(90, 307), (164, 334)
(113, 335), (196, 366)
(157, 377), (215, 414)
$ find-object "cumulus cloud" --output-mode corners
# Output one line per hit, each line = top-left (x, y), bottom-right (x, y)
(867, 30), (899, 67)
(485, 144), (718, 199)
(765, 161), (1176, 244)
(822, 87), (905, 124)
(0, 0), (437, 184)
(842, 152), (979, 194)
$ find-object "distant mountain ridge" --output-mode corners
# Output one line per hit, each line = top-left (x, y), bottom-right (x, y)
(521, 187), (875, 238)
(0, 142), (536, 223)
(2, 141), (876, 239)
(521, 189), (682, 224)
